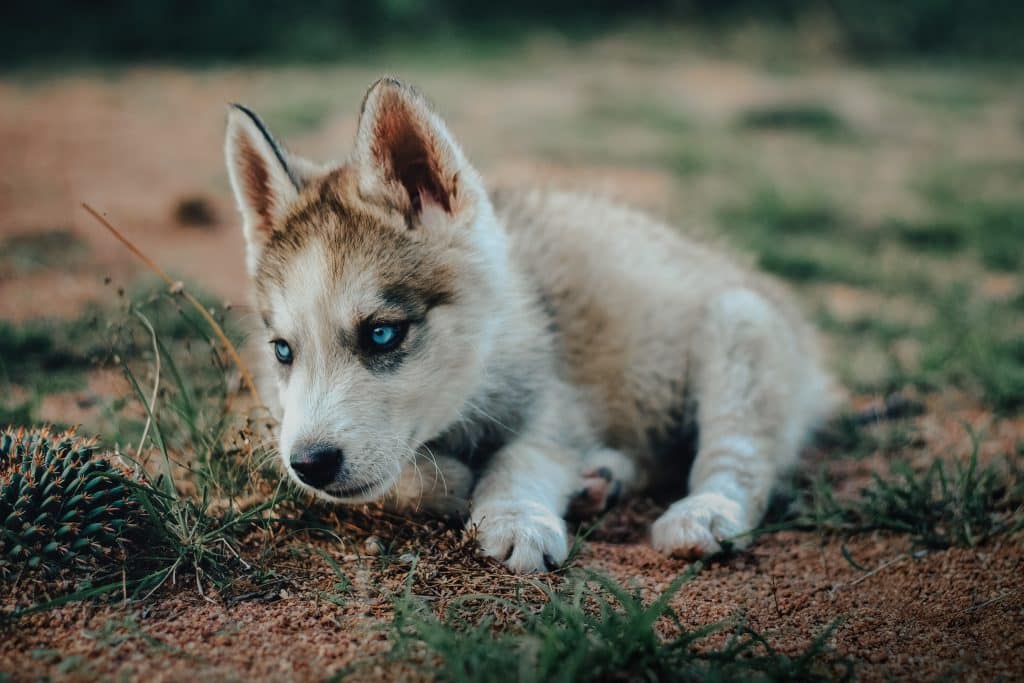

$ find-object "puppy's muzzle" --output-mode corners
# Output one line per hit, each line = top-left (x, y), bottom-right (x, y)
(290, 442), (344, 490)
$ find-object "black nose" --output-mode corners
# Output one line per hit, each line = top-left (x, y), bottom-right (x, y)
(290, 443), (343, 489)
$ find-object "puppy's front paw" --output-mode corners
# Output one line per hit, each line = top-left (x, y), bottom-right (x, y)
(651, 492), (750, 558)
(471, 500), (568, 573)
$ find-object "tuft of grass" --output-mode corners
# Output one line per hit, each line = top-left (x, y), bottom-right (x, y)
(717, 189), (884, 286)
(123, 475), (284, 600)
(798, 436), (1024, 549)
(816, 283), (1024, 413)
(970, 202), (1024, 272)
(588, 100), (693, 135)
(5, 284), (288, 617)
(905, 85), (989, 114)
(738, 104), (851, 140)
(391, 566), (848, 682)
(757, 251), (834, 284)
(889, 218), (966, 253)
(721, 188), (846, 236)
(917, 287), (1024, 414)
(813, 410), (923, 462)
(315, 549), (352, 607)
(0, 229), (89, 279)
(0, 314), (107, 397)
(915, 175), (1024, 272)
(763, 242), (880, 287)
(105, 293), (286, 599)
(1014, 291), (1024, 312)
(0, 310), (107, 426)
(666, 148), (708, 177)
(0, 401), (35, 428)
(0, 280), (238, 426)
(815, 309), (915, 349)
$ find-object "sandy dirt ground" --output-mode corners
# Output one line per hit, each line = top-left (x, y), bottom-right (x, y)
(1, 35), (1023, 681)
(3, 507), (1022, 681)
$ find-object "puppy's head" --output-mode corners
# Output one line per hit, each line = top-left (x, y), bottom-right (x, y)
(225, 79), (505, 502)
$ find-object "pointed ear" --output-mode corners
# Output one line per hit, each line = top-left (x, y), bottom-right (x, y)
(225, 104), (318, 274)
(353, 78), (478, 224)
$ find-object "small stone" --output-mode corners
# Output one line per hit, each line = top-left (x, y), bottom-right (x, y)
(364, 536), (383, 556)
(172, 195), (218, 228)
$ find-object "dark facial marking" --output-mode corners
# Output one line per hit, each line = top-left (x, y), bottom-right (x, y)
(425, 371), (536, 472)
(355, 321), (418, 373)
(381, 284), (453, 320)
(360, 320), (409, 352)
(355, 318), (412, 371)
(350, 283), (453, 373)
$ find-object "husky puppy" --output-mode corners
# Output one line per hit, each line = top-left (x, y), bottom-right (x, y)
(225, 78), (835, 572)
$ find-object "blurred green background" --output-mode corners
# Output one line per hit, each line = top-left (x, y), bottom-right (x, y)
(1, 0), (1022, 429)
(3, 0), (1024, 65)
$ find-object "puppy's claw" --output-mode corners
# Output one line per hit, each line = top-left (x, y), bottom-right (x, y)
(472, 500), (568, 573)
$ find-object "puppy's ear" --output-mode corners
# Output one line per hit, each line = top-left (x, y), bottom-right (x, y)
(225, 105), (318, 274)
(353, 78), (478, 225)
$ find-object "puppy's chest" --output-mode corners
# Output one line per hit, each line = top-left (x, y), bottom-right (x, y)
(424, 385), (532, 472)
(425, 417), (511, 473)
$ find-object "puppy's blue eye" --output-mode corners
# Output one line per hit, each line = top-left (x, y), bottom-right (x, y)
(370, 324), (399, 347)
(273, 340), (293, 365)
(362, 321), (409, 353)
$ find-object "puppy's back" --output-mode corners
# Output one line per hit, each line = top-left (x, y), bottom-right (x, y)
(492, 188), (835, 463)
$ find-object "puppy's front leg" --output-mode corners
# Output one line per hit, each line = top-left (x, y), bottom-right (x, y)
(470, 438), (579, 573)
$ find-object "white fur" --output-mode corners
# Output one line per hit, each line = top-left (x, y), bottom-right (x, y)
(225, 79), (836, 573)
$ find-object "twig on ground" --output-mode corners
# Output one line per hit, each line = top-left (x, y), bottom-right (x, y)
(831, 553), (909, 594)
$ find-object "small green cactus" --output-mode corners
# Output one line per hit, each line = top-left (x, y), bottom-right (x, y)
(1, 426), (135, 577)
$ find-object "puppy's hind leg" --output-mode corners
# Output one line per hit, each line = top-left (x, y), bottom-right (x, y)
(569, 447), (638, 519)
(651, 288), (817, 558)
